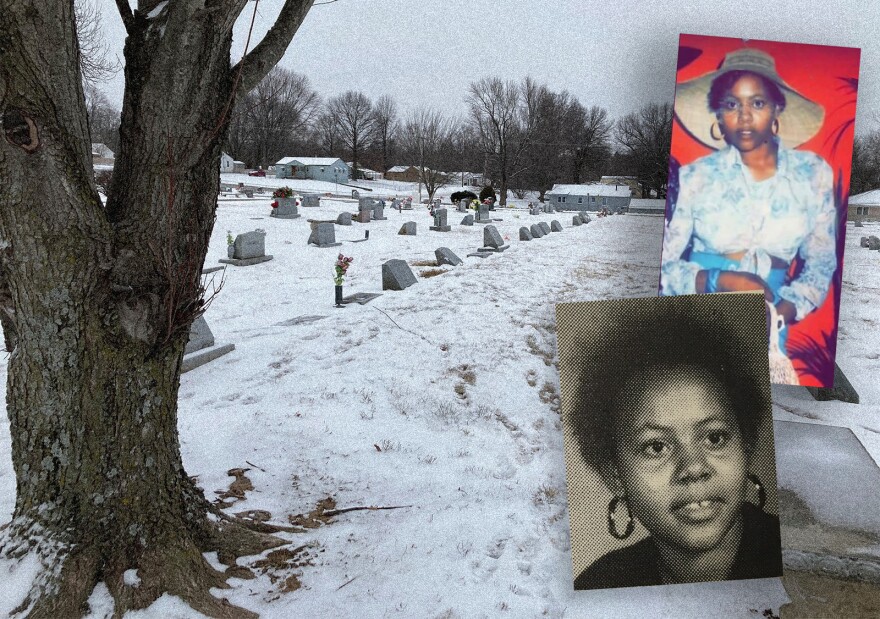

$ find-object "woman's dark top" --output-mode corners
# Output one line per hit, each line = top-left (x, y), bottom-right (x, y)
(574, 503), (783, 590)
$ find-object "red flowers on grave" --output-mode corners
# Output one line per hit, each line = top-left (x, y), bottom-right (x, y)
(271, 200), (279, 208)
(273, 186), (294, 199)
(334, 254), (353, 286)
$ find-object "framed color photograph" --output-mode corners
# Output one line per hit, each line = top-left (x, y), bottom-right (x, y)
(659, 34), (861, 387)
(556, 293), (782, 591)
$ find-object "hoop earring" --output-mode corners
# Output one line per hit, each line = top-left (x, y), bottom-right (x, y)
(747, 473), (767, 511)
(710, 121), (725, 141)
(607, 496), (635, 540)
(771, 118), (780, 136)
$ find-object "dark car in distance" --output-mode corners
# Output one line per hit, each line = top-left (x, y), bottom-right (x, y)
(450, 190), (478, 204)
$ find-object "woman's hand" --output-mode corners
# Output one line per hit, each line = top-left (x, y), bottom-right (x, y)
(775, 299), (797, 324)
(696, 270), (773, 301)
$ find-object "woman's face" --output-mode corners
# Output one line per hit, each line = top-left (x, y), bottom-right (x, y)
(610, 368), (748, 553)
(716, 74), (779, 153)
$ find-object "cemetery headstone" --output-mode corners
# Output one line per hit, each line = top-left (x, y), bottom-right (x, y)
(866, 235), (880, 250)
(854, 220), (863, 227)
(483, 225), (505, 249)
(476, 204), (491, 223)
(341, 292), (383, 305)
(359, 196), (377, 212)
(382, 259), (418, 291)
(336, 212), (353, 226)
(307, 222), (341, 248)
(806, 362), (859, 404)
(271, 197), (300, 219)
(219, 230), (273, 265)
(479, 225), (509, 252)
(529, 205), (541, 215)
(430, 208), (451, 232)
(572, 216), (582, 226)
(538, 221), (551, 235)
(398, 221), (417, 235)
(580, 212), (591, 224)
(458, 199), (469, 212)
(391, 198), (401, 212)
(357, 209), (371, 224)
(373, 201), (387, 220)
(519, 226), (533, 241)
(461, 214), (474, 226)
(182, 316), (235, 373)
(301, 193), (320, 207)
(351, 189), (359, 199)
(185, 315), (215, 355)
(435, 247), (463, 266)
(530, 223), (544, 238)
(550, 220), (563, 232)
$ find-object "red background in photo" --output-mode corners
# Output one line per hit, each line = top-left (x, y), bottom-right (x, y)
(668, 34), (861, 387)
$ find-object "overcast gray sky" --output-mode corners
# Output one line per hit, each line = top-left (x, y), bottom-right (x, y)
(96, 0), (877, 131)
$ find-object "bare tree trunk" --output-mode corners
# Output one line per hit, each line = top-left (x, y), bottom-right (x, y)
(0, 2), (314, 616)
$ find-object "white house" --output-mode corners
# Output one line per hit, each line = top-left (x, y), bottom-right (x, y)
(628, 198), (667, 216)
(275, 157), (349, 183)
(91, 143), (114, 165)
(849, 189), (880, 222)
(220, 152), (235, 173)
(448, 171), (484, 187)
(546, 183), (632, 212)
(347, 163), (382, 180)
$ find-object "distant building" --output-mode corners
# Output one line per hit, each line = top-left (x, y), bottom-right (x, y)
(546, 183), (632, 212)
(220, 152), (235, 173)
(385, 165), (421, 183)
(233, 159), (246, 173)
(91, 143), (114, 166)
(448, 171), (484, 187)
(600, 175), (642, 198)
(849, 189), (880, 222)
(628, 198), (667, 216)
(347, 163), (382, 180)
(275, 157), (350, 183)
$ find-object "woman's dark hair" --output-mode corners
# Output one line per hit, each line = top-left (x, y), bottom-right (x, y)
(561, 294), (771, 482)
(707, 70), (787, 113)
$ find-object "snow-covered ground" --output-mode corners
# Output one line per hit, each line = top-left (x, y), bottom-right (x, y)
(0, 195), (878, 618)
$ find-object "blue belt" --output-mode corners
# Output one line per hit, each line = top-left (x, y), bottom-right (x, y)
(690, 251), (789, 354)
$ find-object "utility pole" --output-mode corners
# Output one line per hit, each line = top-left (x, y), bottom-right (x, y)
(418, 136), (424, 204)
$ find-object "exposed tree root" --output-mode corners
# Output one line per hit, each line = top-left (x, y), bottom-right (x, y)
(287, 496), (413, 530)
(1, 507), (299, 619)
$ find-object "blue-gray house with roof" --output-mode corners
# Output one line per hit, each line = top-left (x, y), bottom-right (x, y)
(546, 183), (632, 212)
(275, 157), (350, 183)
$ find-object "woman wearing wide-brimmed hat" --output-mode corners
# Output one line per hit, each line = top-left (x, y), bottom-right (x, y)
(660, 47), (837, 360)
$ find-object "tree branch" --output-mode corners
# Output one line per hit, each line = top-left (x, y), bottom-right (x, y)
(114, 0), (134, 32)
(231, 0), (316, 98)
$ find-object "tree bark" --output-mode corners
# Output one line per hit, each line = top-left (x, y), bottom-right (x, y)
(0, 1), (314, 616)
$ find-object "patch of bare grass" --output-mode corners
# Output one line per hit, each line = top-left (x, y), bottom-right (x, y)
(420, 268), (447, 278)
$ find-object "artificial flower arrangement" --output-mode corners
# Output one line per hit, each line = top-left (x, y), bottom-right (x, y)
(272, 186), (294, 199)
(334, 254), (353, 286)
(226, 230), (234, 245)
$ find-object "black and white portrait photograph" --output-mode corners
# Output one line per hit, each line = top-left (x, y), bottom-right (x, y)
(556, 293), (783, 590)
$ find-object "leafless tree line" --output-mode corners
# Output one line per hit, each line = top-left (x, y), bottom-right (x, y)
(84, 56), (880, 203)
(851, 129), (880, 195)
